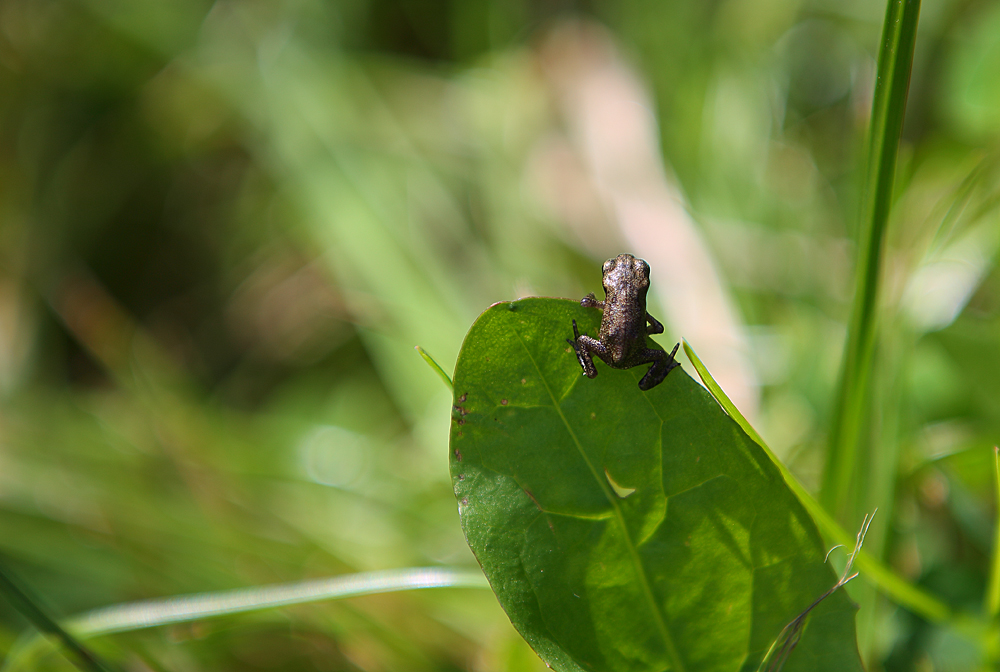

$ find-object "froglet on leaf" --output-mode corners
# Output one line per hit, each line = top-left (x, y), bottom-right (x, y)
(567, 254), (680, 391)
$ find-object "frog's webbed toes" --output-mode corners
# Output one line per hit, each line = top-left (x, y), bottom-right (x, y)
(637, 343), (681, 390)
(568, 327), (601, 379)
(569, 343), (597, 378)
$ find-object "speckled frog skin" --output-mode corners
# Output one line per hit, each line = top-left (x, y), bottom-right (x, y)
(567, 253), (680, 391)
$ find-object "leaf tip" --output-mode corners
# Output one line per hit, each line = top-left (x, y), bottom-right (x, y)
(415, 345), (454, 392)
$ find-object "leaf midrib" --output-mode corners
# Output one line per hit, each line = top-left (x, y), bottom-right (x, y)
(512, 326), (686, 672)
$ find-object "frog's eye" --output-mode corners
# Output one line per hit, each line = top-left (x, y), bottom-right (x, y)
(638, 259), (650, 277)
(602, 259), (615, 274)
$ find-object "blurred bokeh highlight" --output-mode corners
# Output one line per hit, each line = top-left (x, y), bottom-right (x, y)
(2, 0), (1000, 669)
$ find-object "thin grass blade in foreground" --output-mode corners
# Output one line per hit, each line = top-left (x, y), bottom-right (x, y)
(822, 0), (922, 520)
(2, 568), (487, 672)
(70, 567), (486, 635)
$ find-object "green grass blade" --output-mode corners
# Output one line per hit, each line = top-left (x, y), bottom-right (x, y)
(988, 447), (1000, 618)
(415, 345), (454, 391)
(682, 341), (767, 449)
(822, 0), (922, 520)
(2, 568), (488, 672)
(0, 560), (114, 672)
(683, 341), (951, 624)
(70, 567), (486, 636)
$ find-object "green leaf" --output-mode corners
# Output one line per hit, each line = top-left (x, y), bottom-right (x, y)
(450, 298), (862, 672)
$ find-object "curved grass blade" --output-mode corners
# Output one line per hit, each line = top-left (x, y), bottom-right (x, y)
(3, 568), (487, 672)
(71, 567), (485, 635)
(683, 341), (951, 625)
(822, 0), (922, 520)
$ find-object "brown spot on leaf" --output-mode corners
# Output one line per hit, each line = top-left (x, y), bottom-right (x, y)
(501, 399), (508, 405)
(524, 489), (542, 510)
(521, 378), (526, 385)
(454, 448), (462, 461)
(458, 393), (467, 403)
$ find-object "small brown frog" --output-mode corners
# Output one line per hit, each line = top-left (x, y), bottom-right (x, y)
(567, 254), (680, 391)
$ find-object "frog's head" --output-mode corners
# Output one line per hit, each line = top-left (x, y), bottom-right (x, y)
(601, 254), (650, 295)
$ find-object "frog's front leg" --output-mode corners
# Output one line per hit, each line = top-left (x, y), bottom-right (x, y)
(566, 319), (604, 379)
(636, 342), (681, 390)
(645, 312), (664, 335)
(580, 292), (605, 309)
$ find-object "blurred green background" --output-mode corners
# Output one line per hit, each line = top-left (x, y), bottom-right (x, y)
(2, 0), (1000, 669)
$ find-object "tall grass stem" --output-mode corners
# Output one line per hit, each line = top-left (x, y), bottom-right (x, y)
(987, 447), (1000, 618)
(821, 0), (922, 520)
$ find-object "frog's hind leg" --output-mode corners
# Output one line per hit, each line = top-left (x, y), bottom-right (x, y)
(645, 312), (665, 335)
(567, 319), (604, 379)
(637, 342), (681, 391)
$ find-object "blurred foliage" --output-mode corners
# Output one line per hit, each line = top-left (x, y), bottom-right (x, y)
(0, 0), (999, 670)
